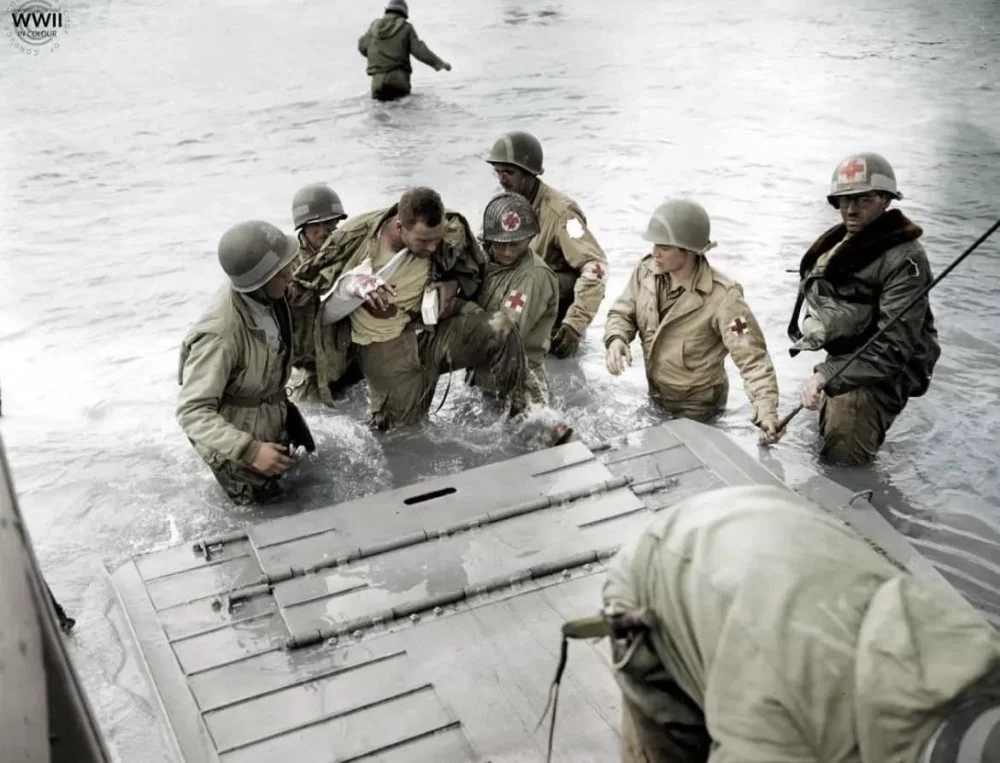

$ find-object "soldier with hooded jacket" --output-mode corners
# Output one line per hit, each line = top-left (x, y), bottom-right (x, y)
(590, 484), (1000, 763)
(486, 131), (608, 358)
(287, 182), (355, 403)
(604, 199), (781, 441)
(789, 152), (940, 465)
(358, 0), (451, 102)
(468, 192), (559, 408)
(177, 221), (315, 505)
(288, 186), (526, 429)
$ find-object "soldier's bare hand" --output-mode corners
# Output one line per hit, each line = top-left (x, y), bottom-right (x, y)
(251, 442), (293, 477)
(605, 338), (632, 375)
(431, 280), (460, 318)
(757, 417), (783, 445)
(550, 324), (581, 358)
(362, 285), (397, 317)
(440, 61), (452, 71)
(801, 372), (826, 411)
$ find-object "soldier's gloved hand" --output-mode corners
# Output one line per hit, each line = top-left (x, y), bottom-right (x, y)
(550, 324), (581, 358)
(439, 61), (452, 71)
(605, 338), (632, 376)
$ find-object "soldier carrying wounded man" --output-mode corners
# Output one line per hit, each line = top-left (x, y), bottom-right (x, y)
(288, 186), (528, 430)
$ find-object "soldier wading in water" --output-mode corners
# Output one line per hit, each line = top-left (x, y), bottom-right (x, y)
(177, 221), (315, 505)
(486, 130), (609, 358)
(790, 152), (940, 465)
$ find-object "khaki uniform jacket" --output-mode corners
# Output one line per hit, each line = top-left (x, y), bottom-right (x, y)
(530, 181), (608, 335)
(475, 248), (559, 406)
(603, 255), (778, 423)
(603, 484), (1000, 763)
(287, 206), (485, 406)
(176, 286), (297, 471)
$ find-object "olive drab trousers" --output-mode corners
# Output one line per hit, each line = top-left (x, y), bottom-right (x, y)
(620, 697), (711, 763)
(370, 70), (411, 101)
(211, 460), (283, 506)
(208, 400), (315, 505)
(819, 384), (901, 466)
(358, 310), (525, 429)
(648, 380), (729, 423)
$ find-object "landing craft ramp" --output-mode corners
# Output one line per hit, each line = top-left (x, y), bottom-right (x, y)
(106, 419), (958, 763)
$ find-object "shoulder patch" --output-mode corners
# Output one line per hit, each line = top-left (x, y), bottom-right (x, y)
(565, 217), (585, 239)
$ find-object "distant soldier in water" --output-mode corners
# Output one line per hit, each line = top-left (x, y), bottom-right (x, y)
(486, 130), (609, 358)
(287, 183), (355, 403)
(358, 0), (452, 102)
(177, 221), (315, 505)
(789, 152), (940, 465)
(604, 199), (781, 441)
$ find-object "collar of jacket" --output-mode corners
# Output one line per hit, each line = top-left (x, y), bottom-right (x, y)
(529, 179), (545, 209)
(297, 231), (320, 257)
(798, 208), (923, 280)
(239, 287), (271, 307)
(366, 205), (398, 241)
(488, 247), (533, 271)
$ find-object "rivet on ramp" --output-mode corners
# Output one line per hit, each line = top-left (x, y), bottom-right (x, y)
(561, 569), (571, 578)
(410, 613), (421, 623)
(352, 630), (362, 640)
(433, 606), (444, 616)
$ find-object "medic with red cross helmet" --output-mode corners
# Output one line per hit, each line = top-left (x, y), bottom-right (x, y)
(789, 151), (940, 465)
(468, 191), (560, 410)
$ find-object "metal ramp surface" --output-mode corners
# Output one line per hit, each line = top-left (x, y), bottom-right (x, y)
(106, 419), (954, 763)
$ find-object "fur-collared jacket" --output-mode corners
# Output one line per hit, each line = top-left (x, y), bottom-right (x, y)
(787, 209), (940, 402)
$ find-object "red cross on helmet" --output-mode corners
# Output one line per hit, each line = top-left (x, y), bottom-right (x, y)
(482, 191), (539, 243)
(827, 152), (903, 207)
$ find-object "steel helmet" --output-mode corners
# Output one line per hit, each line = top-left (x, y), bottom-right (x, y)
(486, 131), (544, 176)
(217, 220), (297, 293)
(642, 199), (717, 255)
(827, 152), (903, 207)
(482, 192), (540, 243)
(291, 183), (346, 230)
(385, 0), (408, 17)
